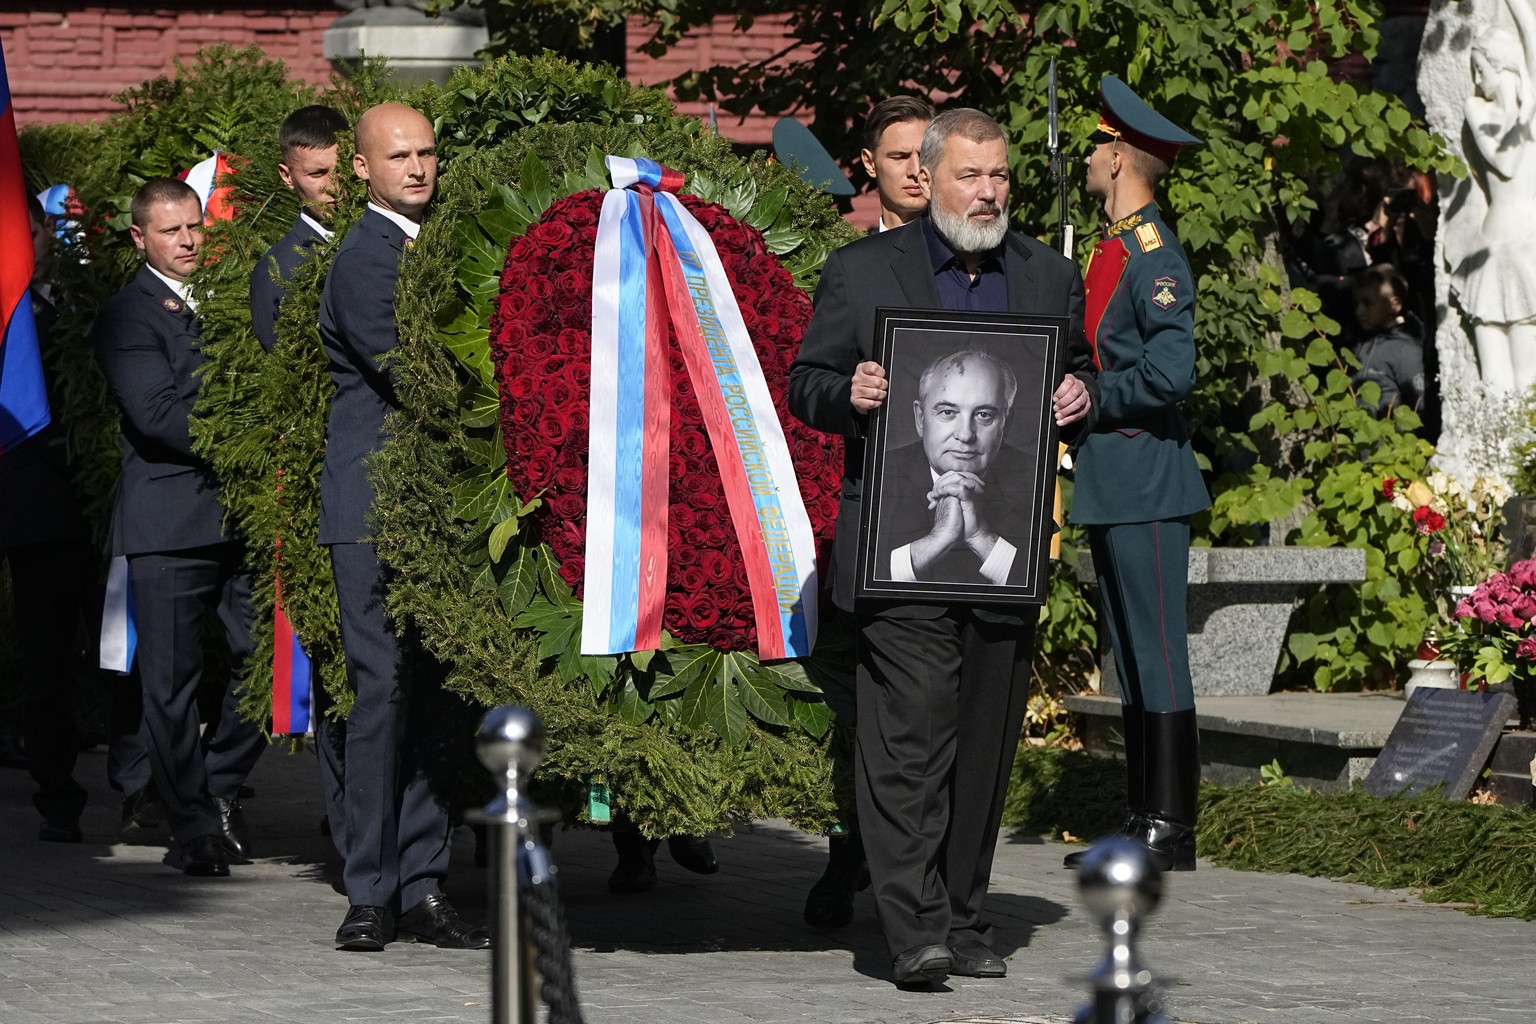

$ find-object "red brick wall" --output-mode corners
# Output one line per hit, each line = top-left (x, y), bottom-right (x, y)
(625, 12), (882, 228)
(1, 2), (339, 124)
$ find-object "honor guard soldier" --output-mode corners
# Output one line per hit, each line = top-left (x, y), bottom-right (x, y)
(1066, 76), (1209, 873)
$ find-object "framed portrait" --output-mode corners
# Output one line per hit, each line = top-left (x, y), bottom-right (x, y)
(854, 307), (1066, 606)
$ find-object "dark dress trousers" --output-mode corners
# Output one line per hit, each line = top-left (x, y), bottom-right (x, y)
(93, 266), (266, 846)
(0, 286), (91, 824)
(249, 214), (324, 353)
(319, 208), (450, 911)
(789, 216), (1097, 957)
(1069, 203), (1209, 713)
(248, 212), (348, 855)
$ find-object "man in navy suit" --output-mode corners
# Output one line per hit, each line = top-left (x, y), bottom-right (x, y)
(93, 178), (266, 876)
(790, 109), (1096, 986)
(249, 104), (347, 353)
(320, 102), (487, 952)
(249, 103), (351, 866)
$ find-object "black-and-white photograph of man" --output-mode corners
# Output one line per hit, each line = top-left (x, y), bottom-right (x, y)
(879, 347), (1033, 586)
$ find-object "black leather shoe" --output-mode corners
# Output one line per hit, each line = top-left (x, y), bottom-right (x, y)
(666, 835), (719, 874)
(397, 893), (490, 949)
(947, 937), (1006, 978)
(214, 796), (253, 863)
(120, 786), (164, 840)
(336, 905), (393, 951)
(803, 836), (870, 928)
(1063, 816), (1142, 868)
(181, 834), (230, 877)
(892, 942), (952, 986)
(39, 817), (83, 843)
(609, 828), (660, 893)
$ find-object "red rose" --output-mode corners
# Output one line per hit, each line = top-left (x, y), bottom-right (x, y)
(529, 221), (575, 250)
(701, 550), (733, 584)
(547, 490), (586, 522)
(1381, 478), (1396, 499)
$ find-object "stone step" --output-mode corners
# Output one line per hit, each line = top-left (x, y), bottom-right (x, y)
(1065, 691), (1535, 806)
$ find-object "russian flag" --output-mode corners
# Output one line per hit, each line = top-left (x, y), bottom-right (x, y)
(180, 151), (236, 223)
(271, 598), (313, 735)
(0, 39), (51, 453)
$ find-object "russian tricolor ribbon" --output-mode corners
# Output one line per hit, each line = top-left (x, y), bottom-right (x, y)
(582, 155), (819, 660)
(271, 582), (313, 736)
(99, 555), (137, 675)
(270, 467), (313, 735)
(0, 40), (51, 453)
(180, 151), (236, 223)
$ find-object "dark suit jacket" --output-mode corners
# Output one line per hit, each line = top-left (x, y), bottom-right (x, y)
(0, 287), (86, 550)
(94, 266), (229, 555)
(249, 214), (324, 354)
(1070, 202), (1208, 525)
(789, 220), (1097, 616)
(874, 441), (1035, 587)
(318, 209), (408, 546)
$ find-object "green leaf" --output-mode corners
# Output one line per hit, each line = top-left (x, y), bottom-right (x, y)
(520, 150), (554, 218)
(735, 662), (792, 726)
(613, 676), (655, 725)
(496, 545), (539, 620)
(791, 697), (834, 738)
(488, 514), (521, 561)
(704, 675), (749, 745)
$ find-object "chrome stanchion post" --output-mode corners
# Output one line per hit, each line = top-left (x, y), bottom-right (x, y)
(1073, 837), (1172, 1024)
(472, 706), (546, 1024)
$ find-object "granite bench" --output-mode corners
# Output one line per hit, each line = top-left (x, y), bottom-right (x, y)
(1075, 546), (1367, 698)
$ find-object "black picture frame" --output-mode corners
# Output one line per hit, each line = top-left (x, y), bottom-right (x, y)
(855, 307), (1066, 606)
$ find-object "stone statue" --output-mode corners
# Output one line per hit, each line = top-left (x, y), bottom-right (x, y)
(1453, 0), (1536, 393)
(1420, 0), (1536, 480)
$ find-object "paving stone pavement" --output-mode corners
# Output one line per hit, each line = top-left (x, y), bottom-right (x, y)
(3, 745), (1535, 1024)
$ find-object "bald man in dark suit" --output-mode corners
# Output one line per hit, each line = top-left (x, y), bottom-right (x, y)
(319, 102), (487, 952)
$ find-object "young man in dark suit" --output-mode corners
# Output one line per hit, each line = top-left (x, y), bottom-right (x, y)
(248, 102), (352, 870)
(249, 104), (347, 353)
(860, 95), (933, 233)
(319, 101), (487, 952)
(790, 108), (1097, 986)
(1065, 77), (1210, 873)
(93, 177), (267, 877)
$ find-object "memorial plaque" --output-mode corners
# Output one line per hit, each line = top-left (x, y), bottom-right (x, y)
(1363, 688), (1517, 799)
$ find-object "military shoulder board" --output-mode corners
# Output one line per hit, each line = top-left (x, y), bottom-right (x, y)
(1134, 221), (1163, 253)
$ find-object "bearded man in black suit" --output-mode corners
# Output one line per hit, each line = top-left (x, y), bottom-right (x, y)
(789, 108), (1096, 986)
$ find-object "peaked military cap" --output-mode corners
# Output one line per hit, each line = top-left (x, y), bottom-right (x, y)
(772, 117), (856, 196)
(1092, 75), (1202, 163)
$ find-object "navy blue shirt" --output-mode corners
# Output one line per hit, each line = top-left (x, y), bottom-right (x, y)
(921, 214), (1007, 313)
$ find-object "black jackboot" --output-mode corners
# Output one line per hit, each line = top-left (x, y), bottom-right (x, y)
(1129, 707), (1200, 872)
(1063, 705), (1145, 869)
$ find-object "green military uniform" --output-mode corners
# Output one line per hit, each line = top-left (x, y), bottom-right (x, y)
(1069, 201), (1208, 713)
(1063, 75), (1207, 873)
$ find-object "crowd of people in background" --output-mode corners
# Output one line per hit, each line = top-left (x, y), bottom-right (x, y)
(1284, 156), (1439, 429)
